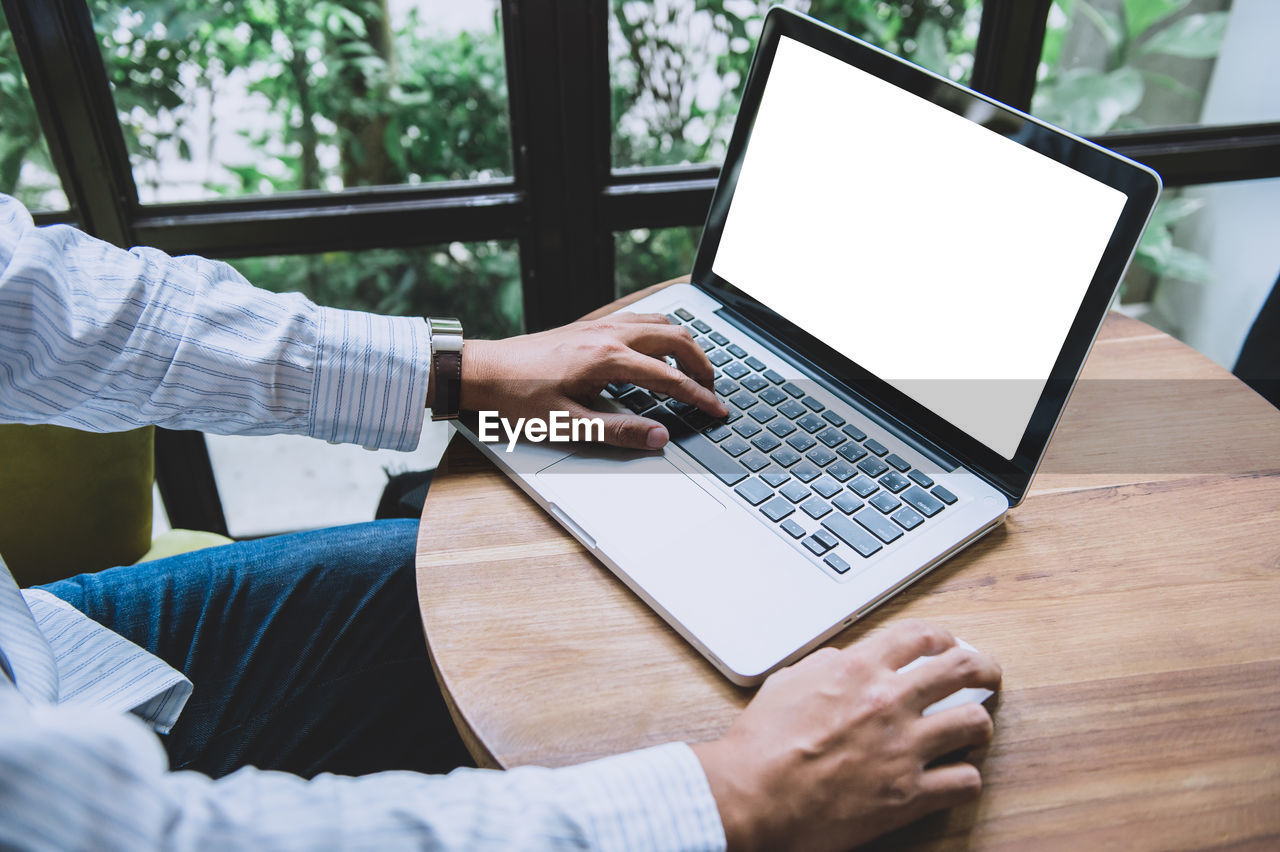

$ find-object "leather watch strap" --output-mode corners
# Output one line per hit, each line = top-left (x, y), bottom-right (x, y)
(428, 317), (464, 421)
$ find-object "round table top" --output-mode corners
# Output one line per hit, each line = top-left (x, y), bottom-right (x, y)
(417, 286), (1280, 849)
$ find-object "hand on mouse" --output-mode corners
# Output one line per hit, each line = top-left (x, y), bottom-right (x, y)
(692, 619), (1001, 852)
(460, 313), (728, 450)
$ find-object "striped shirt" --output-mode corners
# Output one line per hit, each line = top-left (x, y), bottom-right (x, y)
(0, 194), (725, 850)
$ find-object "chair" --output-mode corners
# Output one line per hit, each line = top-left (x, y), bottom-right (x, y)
(0, 424), (231, 587)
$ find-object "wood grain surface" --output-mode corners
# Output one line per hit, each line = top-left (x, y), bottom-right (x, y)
(417, 281), (1280, 850)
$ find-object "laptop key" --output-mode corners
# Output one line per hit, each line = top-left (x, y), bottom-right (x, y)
(813, 529), (839, 550)
(854, 508), (904, 544)
(727, 344), (749, 359)
(709, 331), (730, 346)
(870, 492), (901, 514)
(740, 451), (770, 472)
(675, 308), (695, 321)
(748, 406), (777, 424)
(704, 423), (732, 442)
(832, 492), (863, 514)
(797, 413), (826, 433)
(771, 447), (802, 468)
(740, 374), (769, 393)
(885, 453), (911, 472)
(781, 382), (805, 398)
(811, 477), (841, 499)
(816, 427), (846, 448)
(768, 419), (797, 437)
(837, 443), (867, 463)
(902, 485), (945, 517)
(908, 470), (935, 488)
(724, 362), (750, 380)
(745, 357), (767, 371)
(760, 468), (791, 488)
(802, 396), (825, 412)
(848, 475), (879, 498)
(800, 497), (831, 520)
(619, 390), (658, 413)
(605, 381), (634, 397)
(780, 518), (806, 539)
(722, 437), (751, 457)
(780, 481), (810, 503)
(752, 433), (782, 453)
(692, 319), (712, 333)
(670, 429), (747, 486)
(805, 447), (837, 467)
(858, 457), (889, 478)
(786, 432), (817, 452)
(733, 420), (762, 438)
(729, 390), (757, 409)
(827, 460), (858, 482)
(708, 349), (733, 367)
(791, 461), (822, 483)
(802, 535), (832, 556)
(879, 471), (911, 493)
(715, 377), (739, 396)
(893, 506), (925, 530)
(822, 514), (883, 557)
(777, 400), (807, 419)
(693, 336), (715, 352)
(734, 477), (773, 506)
(763, 369), (786, 384)
(932, 486), (958, 505)
(760, 496), (794, 522)
(668, 399), (694, 415)
(824, 553), (852, 574)
(759, 387), (789, 406)
(684, 411), (714, 431)
(822, 411), (846, 427)
(841, 424), (868, 442)
(863, 438), (889, 456)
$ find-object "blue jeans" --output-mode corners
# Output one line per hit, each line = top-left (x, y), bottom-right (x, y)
(40, 520), (473, 779)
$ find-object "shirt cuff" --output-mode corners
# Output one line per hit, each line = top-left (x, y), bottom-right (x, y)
(554, 742), (727, 851)
(309, 308), (432, 452)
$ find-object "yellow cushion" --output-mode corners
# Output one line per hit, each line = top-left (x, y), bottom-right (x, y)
(0, 424), (154, 586)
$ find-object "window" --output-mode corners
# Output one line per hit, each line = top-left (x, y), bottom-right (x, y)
(5, 0), (1276, 534)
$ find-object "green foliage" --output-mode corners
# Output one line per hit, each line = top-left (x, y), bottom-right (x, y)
(615, 226), (701, 297)
(0, 7), (65, 209)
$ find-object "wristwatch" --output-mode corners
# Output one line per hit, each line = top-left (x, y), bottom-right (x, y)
(427, 317), (464, 421)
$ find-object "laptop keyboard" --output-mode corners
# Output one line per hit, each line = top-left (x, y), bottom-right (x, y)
(604, 308), (960, 580)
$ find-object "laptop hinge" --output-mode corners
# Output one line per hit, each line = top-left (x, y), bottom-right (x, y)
(709, 300), (967, 477)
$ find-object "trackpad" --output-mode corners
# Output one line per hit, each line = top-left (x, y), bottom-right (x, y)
(537, 450), (726, 547)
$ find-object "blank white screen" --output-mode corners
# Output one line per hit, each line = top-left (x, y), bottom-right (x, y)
(713, 37), (1127, 459)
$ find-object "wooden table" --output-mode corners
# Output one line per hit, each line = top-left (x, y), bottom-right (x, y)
(417, 281), (1280, 850)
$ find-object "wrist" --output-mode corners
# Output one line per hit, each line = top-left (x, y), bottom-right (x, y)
(692, 740), (762, 852)
(458, 338), (497, 413)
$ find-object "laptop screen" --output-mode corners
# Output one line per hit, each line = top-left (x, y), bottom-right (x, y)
(711, 36), (1128, 460)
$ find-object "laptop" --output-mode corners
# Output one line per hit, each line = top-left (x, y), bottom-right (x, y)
(456, 7), (1161, 685)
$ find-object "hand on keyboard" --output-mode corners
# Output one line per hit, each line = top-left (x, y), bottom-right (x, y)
(460, 313), (727, 450)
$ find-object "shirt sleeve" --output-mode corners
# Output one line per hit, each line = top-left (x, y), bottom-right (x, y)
(0, 691), (726, 851)
(0, 194), (431, 451)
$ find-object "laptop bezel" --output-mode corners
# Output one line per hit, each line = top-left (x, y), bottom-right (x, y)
(690, 7), (1162, 506)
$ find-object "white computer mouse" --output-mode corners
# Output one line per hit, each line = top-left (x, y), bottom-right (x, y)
(896, 637), (995, 716)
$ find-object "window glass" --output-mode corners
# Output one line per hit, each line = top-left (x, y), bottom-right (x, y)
(228, 241), (523, 340)
(615, 226), (701, 298)
(90, 0), (510, 203)
(0, 7), (70, 211)
(609, 0), (982, 168)
(1126, 177), (1279, 371)
(1034, 0), (1277, 137)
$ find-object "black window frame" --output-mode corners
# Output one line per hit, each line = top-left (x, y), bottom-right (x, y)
(4, 0), (1278, 534)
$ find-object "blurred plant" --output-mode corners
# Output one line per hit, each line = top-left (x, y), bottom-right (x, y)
(0, 7), (65, 209)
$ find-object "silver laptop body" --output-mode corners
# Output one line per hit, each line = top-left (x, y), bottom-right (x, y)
(457, 9), (1161, 685)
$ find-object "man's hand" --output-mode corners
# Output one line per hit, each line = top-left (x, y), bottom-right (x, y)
(692, 620), (1001, 852)
(460, 313), (728, 450)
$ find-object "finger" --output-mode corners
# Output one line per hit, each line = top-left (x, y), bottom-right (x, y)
(915, 702), (994, 762)
(608, 311), (673, 325)
(915, 762), (984, 814)
(589, 409), (671, 450)
(620, 324), (717, 389)
(611, 350), (727, 416)
(902, 645), (1002, 710)
(858, 619), (957, 671)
